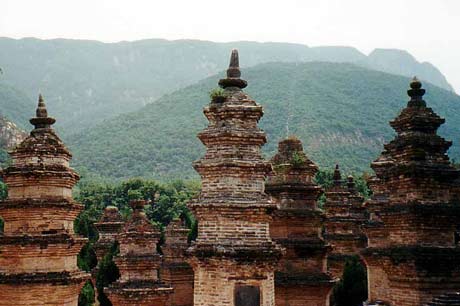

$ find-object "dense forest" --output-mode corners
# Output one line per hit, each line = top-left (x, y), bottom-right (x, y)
(68, 62), (460, 180)
(0, 37), (452, 134)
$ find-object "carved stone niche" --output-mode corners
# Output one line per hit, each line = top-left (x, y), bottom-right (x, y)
(235, 285), (261, 306)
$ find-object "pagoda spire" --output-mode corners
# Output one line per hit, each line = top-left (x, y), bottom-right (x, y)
(407, 76), (426, 106)
(333, 164), (342, 187)
(30, 94), (56, 129)
(218, 49), (248, 89)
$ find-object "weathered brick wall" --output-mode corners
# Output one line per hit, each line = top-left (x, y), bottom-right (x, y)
(191, 259), (275, 306)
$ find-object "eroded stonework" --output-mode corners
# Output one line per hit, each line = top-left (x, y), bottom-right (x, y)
(266, 137), (336, 306)
(106, 200), (173, 306)
(362, 79), (460, 306)
(0, 95), (89, 305)
(161, 218), (194, 306)
(323, 165), (368, 278)
(187, 49), (283, 306)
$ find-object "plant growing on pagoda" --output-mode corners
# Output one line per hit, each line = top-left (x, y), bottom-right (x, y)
(209, 88), (227, 103)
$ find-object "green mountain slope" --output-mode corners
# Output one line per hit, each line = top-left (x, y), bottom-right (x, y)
(67, 62), (460, 180)
(0, 82), (34, 130)
(0, 38), (452, 135)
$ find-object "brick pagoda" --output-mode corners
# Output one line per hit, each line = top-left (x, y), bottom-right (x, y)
(362, 78), (460, 306)
(106, 200), (173, 305)
(266, 137), (336, 306)
(0, 95), (89, 305)
(323, 165), (367, 278)
(94, 206), (124, 263)
(161, 218), (194, 306)
(188, 49), (283, 306)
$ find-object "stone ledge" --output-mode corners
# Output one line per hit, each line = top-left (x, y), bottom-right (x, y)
(0, 271), (89, 285)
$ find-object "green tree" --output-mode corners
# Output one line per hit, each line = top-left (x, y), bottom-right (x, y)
(332, 256), (368, 306)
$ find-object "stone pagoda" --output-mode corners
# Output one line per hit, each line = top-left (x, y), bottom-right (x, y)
(188, 49), (283, 306)
(362, 78), (460, 306)
(106, 200), (173, 305)
(265, 137), (336, 306)
(161, 217), (194, 306)
(0, 95), (89, 305)
(323, 165), (367, 278)
(94, 206), (124, 263)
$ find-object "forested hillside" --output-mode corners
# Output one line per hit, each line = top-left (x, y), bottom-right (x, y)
(0, 82), (34, 129)
(68, 62), (460, 180)
(0, 37), (452, 135)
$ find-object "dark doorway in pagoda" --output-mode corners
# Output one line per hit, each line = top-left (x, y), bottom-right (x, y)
(235, 285), (260, 306)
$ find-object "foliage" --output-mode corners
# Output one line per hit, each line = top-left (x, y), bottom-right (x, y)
(96, 243), (120, 306)
(78, 281), (95, 306)
(290, 151), (305, 168)
(315, 169), (371, 198)
(332, 256), (368, 306)
(73, 177), (199, 303)
(209, 88), (227, 102)
(68, 62), (460, 180)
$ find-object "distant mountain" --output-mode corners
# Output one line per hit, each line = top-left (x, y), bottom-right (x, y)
(0, 82), (34, 130)
(0, 38), (452, 135)
(67, 62), (460, 180)
(0, 115), (27, 164)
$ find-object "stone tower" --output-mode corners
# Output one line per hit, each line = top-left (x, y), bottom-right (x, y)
(362, 78), (460, 306)
(0, 95), (89, 305)
(106, 200), (173, 305)
(188, 49), (283, 306)
(94, 206), (124, 263)
(161, 218), (194, 306)
(323, 165), (367, 278)
(266, 137), (336, 306)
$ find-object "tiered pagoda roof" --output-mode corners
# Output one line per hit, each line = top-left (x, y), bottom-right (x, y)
(0, 95), (89, 305)
(266, 137), (336, 305)
(362, 79), (460, 306)
(106, 200), (172, 305)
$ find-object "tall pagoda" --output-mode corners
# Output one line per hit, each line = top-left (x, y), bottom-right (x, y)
(106, 200), (173, 305)
(161, 218), (194, 306)
(362, 78), (460, 306)
(323, 165), (367, 278)
(0, 95), (89, 305)
(188, 49), (283, 306)
(266, 137), (336, 306)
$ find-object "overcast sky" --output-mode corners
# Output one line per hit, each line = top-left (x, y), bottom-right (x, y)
(1, 0), (460, 91)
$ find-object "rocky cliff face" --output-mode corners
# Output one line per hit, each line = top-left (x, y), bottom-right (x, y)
(0, 116), (27, 153)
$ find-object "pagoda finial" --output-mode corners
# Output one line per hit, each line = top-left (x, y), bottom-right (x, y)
(29, 94), (56, 129)
(36, 93), (48, 118)
(227, 49), (241, 78)
(407, 76), (426, 106)
(218, 49), (248, 89)
(347, 175), (356, 193)
(333, 164), (342, 186)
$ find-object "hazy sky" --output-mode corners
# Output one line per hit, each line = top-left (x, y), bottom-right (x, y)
(2, 0), (460, 91)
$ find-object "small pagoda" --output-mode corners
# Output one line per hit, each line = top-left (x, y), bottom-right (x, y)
(0, 95), (89, 305)
(362, 78), (460, 306)
(161, 217), (194, 306)
(266, 137), (336, 306)
(323, 165), (367, 278)
(94, 206), (124, 263)
(106, 200), (173, 305)
(187, 49), (283, 306)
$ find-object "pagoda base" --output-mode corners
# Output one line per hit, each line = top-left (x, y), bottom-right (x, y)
(190, 257), (276, 306)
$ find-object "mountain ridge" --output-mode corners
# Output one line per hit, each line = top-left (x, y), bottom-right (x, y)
(67, 61), (460, 180)
(0, 37), (452, 135)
